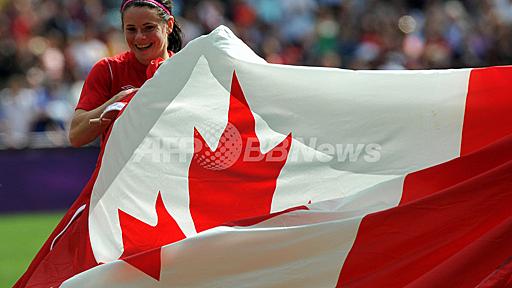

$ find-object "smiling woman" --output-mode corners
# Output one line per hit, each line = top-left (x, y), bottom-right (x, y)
(123, 7), (173, 65)
(68, 0), (182, 148)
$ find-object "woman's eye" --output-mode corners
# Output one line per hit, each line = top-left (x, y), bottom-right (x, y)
(125, 27), (136, 32)
(144, 26), (155, 32)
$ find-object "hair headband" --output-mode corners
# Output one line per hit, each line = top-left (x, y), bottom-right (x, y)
(120, 0), (171, 16)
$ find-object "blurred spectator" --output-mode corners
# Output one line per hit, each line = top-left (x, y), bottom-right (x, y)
(0, 0), (511, 149)
(67, 26), (109, 79)
(0, 75), (37, 148)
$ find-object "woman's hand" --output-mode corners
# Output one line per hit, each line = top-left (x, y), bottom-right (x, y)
(68, 88), (138, 147)
(112, 88), (138, 103)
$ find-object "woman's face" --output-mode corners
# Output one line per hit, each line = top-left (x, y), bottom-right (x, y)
(123, 6), (174, 65)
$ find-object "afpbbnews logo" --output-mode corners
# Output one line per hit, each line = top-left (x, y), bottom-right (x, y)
(133, 135), (382, 166)
(287, 138), (382, 163)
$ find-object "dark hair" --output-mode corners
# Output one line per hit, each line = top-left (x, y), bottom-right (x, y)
(121, 0), (183, 53)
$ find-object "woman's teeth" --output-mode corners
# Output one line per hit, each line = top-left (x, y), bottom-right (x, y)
(136, 44), (152, 49)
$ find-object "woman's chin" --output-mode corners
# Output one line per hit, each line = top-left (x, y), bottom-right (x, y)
(135, 49), (166, 65)
(134, 53), (153, 65)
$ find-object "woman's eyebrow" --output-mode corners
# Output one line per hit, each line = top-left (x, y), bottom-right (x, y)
(125, 22), (157, 26)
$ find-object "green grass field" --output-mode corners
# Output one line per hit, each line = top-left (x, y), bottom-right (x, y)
(0, 212), (63, 287)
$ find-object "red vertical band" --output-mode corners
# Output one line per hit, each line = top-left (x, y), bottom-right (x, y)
(338, 65), (512, 287)
(461, 66), (512, 156)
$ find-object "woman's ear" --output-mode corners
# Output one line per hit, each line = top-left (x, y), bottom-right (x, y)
(167, 16), (174, 34)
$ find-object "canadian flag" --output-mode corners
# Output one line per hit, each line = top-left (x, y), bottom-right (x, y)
(16, 26), (512, 288)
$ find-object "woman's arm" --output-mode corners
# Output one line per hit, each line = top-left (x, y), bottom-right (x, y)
(68, 88), (137, 147)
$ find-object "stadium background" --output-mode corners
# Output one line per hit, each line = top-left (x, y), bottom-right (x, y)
(1, 0), (511, 286)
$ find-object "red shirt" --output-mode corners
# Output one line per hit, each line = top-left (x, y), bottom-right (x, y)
(76, 51), (171, 111)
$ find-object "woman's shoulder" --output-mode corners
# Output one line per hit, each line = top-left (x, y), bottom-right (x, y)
(89, 51), (138, 75)
(102, 51), (135, 65)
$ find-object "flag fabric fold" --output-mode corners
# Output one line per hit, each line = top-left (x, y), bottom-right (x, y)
(15, 26), (512, 288)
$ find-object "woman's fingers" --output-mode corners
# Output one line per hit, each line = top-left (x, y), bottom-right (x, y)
(115, 88), (139, 101)
(89, 118), (112, 126)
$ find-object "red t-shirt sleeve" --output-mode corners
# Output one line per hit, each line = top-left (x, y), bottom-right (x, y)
(76, 58), (112, 111)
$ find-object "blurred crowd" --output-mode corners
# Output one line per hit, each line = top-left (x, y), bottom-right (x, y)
(0, 0), (511, 149)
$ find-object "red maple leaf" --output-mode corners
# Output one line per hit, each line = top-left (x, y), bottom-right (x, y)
(117, 71), (292, 280)
(118, 192), (185, 280)
(189, 71), (293, 232)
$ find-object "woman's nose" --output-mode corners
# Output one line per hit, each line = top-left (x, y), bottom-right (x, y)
(135, 30), (146, 41)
